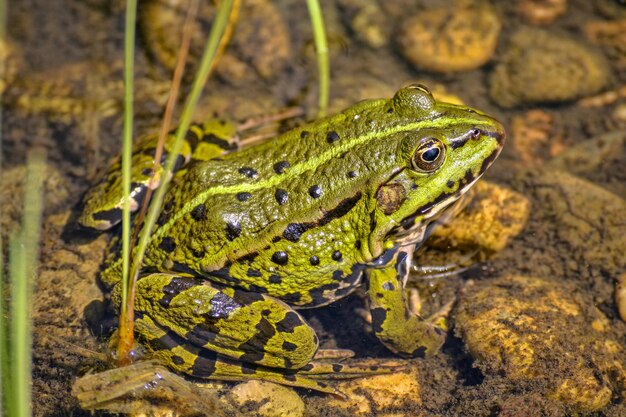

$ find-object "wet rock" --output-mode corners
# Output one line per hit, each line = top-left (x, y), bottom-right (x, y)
(73, 362), (234, 416)
(595, 0), (626, 19)
(510, 110), (564, 167)
(527, 169), (626, 275)
(517, 0), (567, 26)
(584, 19), (626, 72)
(455, 275), (626, 413)
(428, 181), (530, 255)
(489, 28), (611, 108)
(615, 103), (626, 124)
(140, 0), (291, 82)
(512, 167), (626, 327)
(229, 0), (291, 80)
(228, 380), (304, 417)
(548, 130), (626, 197)
(328, 365), (423, 416)
(337, 0), (390, 48)
(396, 1), (501, 73)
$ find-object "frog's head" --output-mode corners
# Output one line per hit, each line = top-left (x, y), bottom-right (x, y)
(371, 84), (505, 251)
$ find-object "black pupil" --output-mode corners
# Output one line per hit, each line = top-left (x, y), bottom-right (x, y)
(422, 147), (440, 162)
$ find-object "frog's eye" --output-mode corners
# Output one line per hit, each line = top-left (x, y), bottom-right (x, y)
(411, 138), (446, 172)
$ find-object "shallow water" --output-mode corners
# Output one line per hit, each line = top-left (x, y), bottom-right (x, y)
(2, 0), (625, 416)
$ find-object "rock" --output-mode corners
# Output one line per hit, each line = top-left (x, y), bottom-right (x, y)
(517, 0), (567, 26)
(72, 361), (234, 416)
(396, 1), (501, 73)
(489, 28), (612, 108)
(548, 130), (626, 197)
(595, 0), (626, 19)
(524, 169), (626, 276)
(337, 0), (390, 48)
(327, 365), (423, 416)
(455, 275), (626, 413)
(510, 110), (565, 167)
(428, 181), (530, 255)
(228, 0), (291, 80)
(140, 0), (291, 82)
(584, 19), (626, 72)
(228, 380), (304, 417)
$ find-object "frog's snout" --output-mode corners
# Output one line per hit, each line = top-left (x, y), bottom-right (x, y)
(484, 120), (506, 147)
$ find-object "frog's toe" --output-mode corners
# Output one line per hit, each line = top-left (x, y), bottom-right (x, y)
(298, 359), (407, 380)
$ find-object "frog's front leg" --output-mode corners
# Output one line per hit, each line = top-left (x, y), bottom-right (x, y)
(367, 251), (447, 357)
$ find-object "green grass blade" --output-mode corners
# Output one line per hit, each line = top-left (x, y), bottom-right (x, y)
(8, 148), (46, 417)
(0, 237), (6, 417)
(130, 0), (234, 281)
(0, 0), (6, 410)
(119, 0), (137, 322)
(306, 0), (330, 117)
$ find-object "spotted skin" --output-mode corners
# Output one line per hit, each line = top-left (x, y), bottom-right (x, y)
(124, 274), (402, 395)
(84, 85), (505, 392)
(79, 119), (238, 230)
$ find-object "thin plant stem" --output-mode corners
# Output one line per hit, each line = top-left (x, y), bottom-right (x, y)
(0, 0), (5, 406)
(0, 237), (6, 417)
(118, 0), (236, 363)
(306, 0), (329, 117)
(131, 0), (199, 246)
(116, 0), (137, 365)
(8, 148), (46, 417)
(1, 0), (8, 412)
(130, 0), (235, 280)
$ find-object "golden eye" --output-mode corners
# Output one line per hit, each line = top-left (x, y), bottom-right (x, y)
(411, 138), (446, 172)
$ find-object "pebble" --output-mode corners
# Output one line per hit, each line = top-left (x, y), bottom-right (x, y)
(455, 275), (625, 413)
(517, 0), (567, 25)
(428, 181), (530, 255)
(327, 365), (422, 416)
(396, 1), (501, 73)
(489, 28), (612, 107)
(228, 380), (305, 417)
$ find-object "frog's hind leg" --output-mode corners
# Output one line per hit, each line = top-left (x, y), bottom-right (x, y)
(120, 273), (319, 369)
(119, 273), (404, 394)
(135, 314), (403, 395)
(134, 314), (341, 395)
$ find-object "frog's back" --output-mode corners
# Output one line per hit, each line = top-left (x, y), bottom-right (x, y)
(117, 85), (504, 307)
(137, 97), (412, 302)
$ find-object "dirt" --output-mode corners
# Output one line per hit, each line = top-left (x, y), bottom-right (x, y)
(2, 0), (626, 416)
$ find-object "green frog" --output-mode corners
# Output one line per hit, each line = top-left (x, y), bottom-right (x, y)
(80, 84), (505, 394)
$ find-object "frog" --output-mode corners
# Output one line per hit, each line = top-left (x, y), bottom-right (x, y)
(79, 84), (505, 394)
